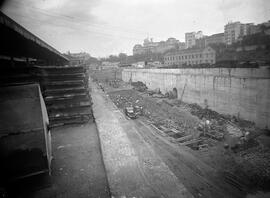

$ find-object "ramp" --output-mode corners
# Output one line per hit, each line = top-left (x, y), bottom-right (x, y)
(0, 84), (52, 182)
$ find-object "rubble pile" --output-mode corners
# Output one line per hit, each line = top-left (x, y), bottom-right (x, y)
(231, 145), (270, 189)
(34, 65), (93, 127)
(108, 79), (121, 88)
(110, 90), (202, 145)
(108, 87), (270, 191)
(131, 81), (148, 92)
(110, 88), (259, 151)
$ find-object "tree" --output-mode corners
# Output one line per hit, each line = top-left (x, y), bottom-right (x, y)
(118, 53), (128, 64)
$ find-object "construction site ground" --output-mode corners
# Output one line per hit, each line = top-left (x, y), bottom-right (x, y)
(91, 68), (270, 197)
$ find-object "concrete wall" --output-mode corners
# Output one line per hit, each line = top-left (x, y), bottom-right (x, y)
(122, 68), (270, 129)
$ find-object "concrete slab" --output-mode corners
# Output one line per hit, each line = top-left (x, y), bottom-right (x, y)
(9, 123), (110, 198)
(91, 82), (193, 198)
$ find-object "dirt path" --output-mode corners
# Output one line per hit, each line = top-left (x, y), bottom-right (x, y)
(92, 82), (194, 197)
(132, 119), (246, 198)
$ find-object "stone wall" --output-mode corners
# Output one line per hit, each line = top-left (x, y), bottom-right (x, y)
(122, 68), (270, 129)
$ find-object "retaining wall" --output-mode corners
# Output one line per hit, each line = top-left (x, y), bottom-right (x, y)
(122, 68), (270, 129)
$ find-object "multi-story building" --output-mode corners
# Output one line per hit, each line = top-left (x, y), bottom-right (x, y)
(178, 42), (186, 50)
(195, 37), (207, 48)
(65, 51), (91, 66)
(185, 31), (203, 48)
(133, 37), (182, 55)
(205, 33), (225, 46)
(164, 46), (216, 66)
(133, 44), (145, 54)
(152, 38), (179, 53)
(249, 20), (270, 35)
(224, 22), (241, 45)
(224, 22), (254, 45)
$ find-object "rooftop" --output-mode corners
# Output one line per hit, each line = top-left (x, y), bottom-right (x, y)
(0, 11), (68, 64)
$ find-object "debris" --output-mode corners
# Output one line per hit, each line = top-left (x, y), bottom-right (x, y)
(152, 93), (165, 98)
(125, 106), (137, 119)
(180, 139), (201, 146)
(131, 81), (147, 92)
(199, 144), (209, 150)
(107, 87), (270, 191)
(226, 124), (243, 138)
(204, 132), (224, 141)
(175, 135), (193, 143)
(224, 143), (229, 149)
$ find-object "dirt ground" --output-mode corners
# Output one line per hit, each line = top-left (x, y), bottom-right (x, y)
(96, 74), (270, 194)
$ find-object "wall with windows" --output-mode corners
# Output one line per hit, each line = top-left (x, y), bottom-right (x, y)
(122, 68), (270, 129)
(164, 47), (216, 66)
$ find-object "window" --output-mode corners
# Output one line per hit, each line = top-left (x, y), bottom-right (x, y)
(192, 55), (194, 59)
(200, 54), (202, 58)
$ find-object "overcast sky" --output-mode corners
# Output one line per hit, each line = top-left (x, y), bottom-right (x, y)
(1, 0), (270, 57)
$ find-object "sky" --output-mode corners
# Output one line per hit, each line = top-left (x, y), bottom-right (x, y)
(1, 0), (270, 57)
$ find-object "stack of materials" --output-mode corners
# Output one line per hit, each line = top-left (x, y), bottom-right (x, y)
(34, 65), (93, 127)
(0, 65), (37, 86)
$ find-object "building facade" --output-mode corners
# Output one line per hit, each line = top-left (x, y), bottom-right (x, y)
(224, 22), (254, 45)
(64, 52), (91, 66)
(205, 33), (225, 46)
(178, 42), (186, 50)
(164, 46), (216, 66)
(133, 37), (183, 55)
(224, 22), (241, 45)
(185, 31), (203, 48)
(249, 20), (270, 35)
(195, 37), (207, 48)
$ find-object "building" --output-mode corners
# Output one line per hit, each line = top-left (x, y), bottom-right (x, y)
(250, 20), (270, 35)
(65, 52), (91, 66)
(133, 44), (145, 55)
(178, 42), (186, 50)
(205, 33), (225, 46)
(195, 37), (207, 48)
(185, 31), (203, 48)
(100, 61), (119, 69)
(131, 61), (146, 68)
(224, 22), (253, 45)
(133, 37), (182, 55)
(224, 22), (241, 45)
(164, 46), (216, 66)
